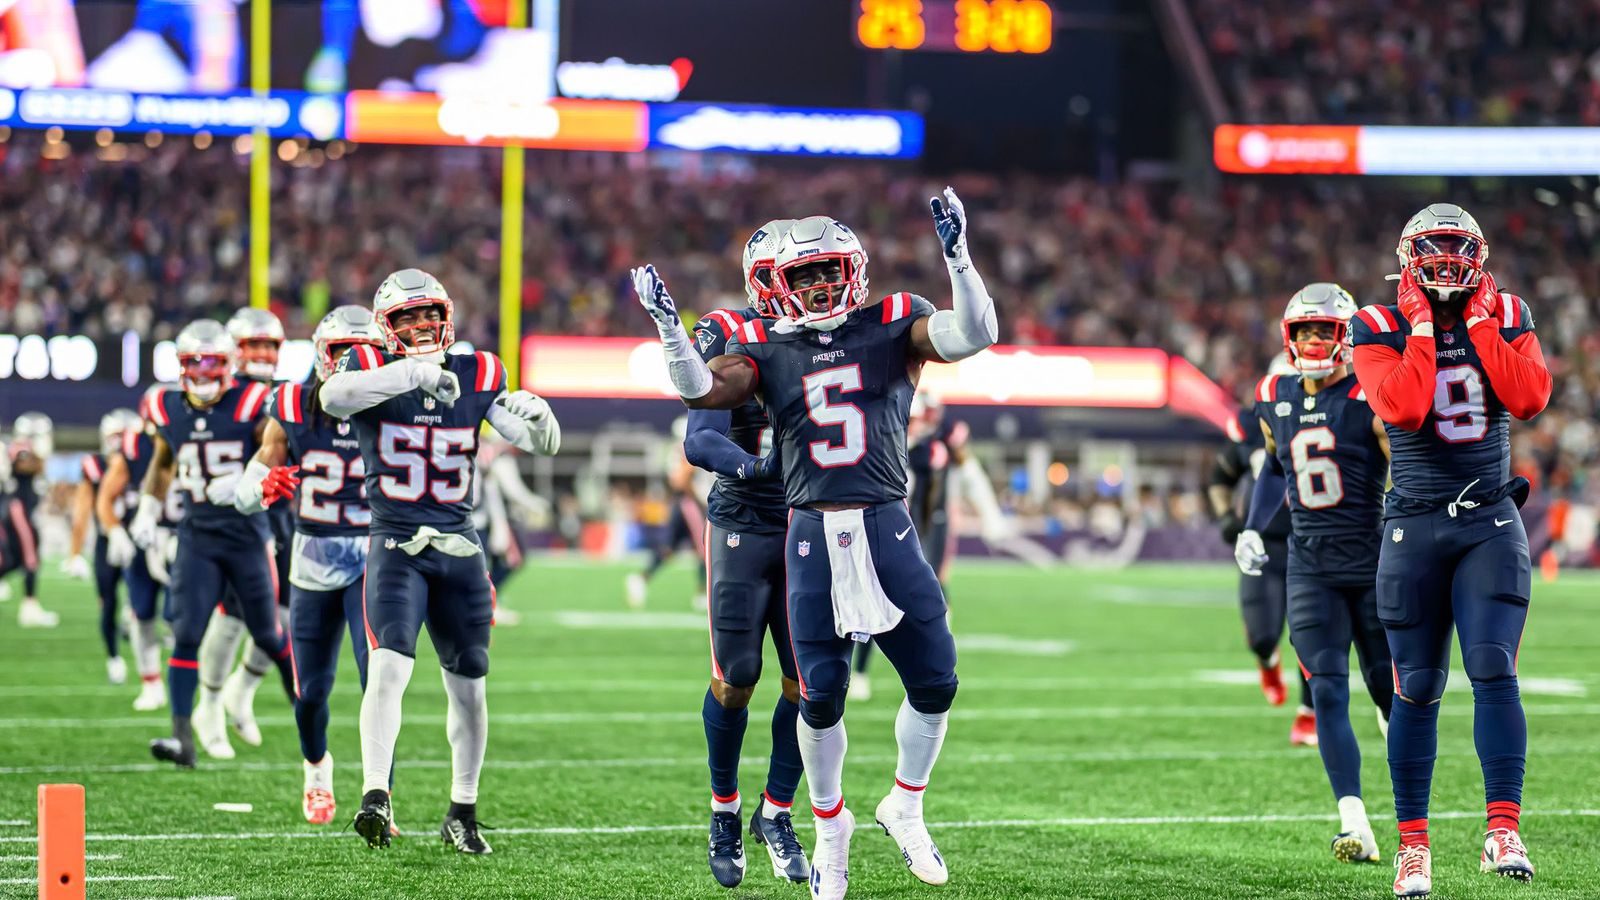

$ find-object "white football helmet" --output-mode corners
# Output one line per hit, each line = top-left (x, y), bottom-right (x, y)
(226, 307), (285, 381)
(175, 320), (236, 405)
(771, 216), (870, 331)
(312, 305), (383, 381)
(1281, 283), (1358, 378)
(742, 218), (798, 317)
(99, 408), (138, 456)
(11, 412), (54, 460)
(1396, 203), (1488, 301)
(373, 268), (453, 363)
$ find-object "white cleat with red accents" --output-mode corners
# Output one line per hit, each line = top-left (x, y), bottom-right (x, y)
(1481, 829), (1533, 883)
(1392, 844), (1431, 898)
(874, 792), (948, 886)
(303, 754), (336, 825)
(809, 805), (853, 900)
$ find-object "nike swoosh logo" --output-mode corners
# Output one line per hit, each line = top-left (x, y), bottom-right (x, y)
(1494, 518), (1512, 527)
(895, 526), (913, 541)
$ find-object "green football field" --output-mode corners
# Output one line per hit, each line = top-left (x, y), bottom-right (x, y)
(1, 560), (1597, 899)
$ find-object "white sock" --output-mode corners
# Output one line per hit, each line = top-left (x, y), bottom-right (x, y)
(892, 699), (948, 813)
(712, 794), (740, 815)
(360, 648), (415, 794)
(198, 613), (246, 691)
(441, 668), (488, 805)
(797, 717), (847, 815)
(130, 618), (162, 679)
(760, 796), (789, 819)
(304, 754), (332, 790)
(1338, 795), (1369, 834)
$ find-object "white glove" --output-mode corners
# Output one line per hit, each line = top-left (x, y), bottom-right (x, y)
(105, 525), (137, 568)
(204, 473), (240, 507)
(129, 495), (162, 549)
(631, 264), (681, 335)
(415, 361), (461, 406)
(60, 554), (91, 580)
(1234, 529), (1268, 577)
(146, 533), (173, 586)
(499, 390), (551, 423)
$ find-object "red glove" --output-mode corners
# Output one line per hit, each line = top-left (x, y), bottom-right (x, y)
(1465, 269), (1501, 325)
(1395, 266), (1432, 328)
(260, 465), (301, 507)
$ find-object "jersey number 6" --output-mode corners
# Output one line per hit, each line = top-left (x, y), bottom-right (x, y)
(1289, 427), (1344, 510)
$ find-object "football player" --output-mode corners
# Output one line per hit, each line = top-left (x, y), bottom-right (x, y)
(320, 268), (560, 854)
(4, 412), (57, 628)
(232, 305), (383, 825)
(194, 307), (291, 755)
(680, 219), (810, 887)
(1208, 363), (1317, 744)
(65, 409), (140, 681)
(129, 320), (296, 768)
(635, 189), (997, 900)
(96, 392), (176, 712)
(1234, 284), (1394, 864)
(1351, 204), (1551, 897)
(473, 431), (550, 594)
(624, 420), (710, 610)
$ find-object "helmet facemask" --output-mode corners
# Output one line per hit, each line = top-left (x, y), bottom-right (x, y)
(381, 299), (453, 363)
(1401, 230), (1486, 304)
(774, 253), (868, 332)
(1283, 318), (1349, 380)
(745, 260), (781, 317)
(180, 353), (234, 405)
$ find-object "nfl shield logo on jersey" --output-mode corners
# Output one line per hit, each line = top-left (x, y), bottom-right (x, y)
(836, 532), (852, 549)
(194, 417), (207, 431)
(337, 421), (351, 436)
(819, 333), (832, 345)
(798, 541), (811, 557)
(424, 396), (437, 410)
(1391, 527), (1404, 543)
(726, 532), (740, 548)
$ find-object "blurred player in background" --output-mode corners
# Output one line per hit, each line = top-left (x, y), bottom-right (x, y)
(473, 431), (551, 594)
(322, 269), (560, 854)
(4, 412), (57, 628)
(624, 417), (709, 610)
(1352, 205), (1551, 897)
(131, 320), (296, 768)
(1209, 366), (1316, 745)
(233, 305), (383, 826)
(680, 219), (811, 887)
(65, 408), (140, 682)
(637, 188), (997, 900)
(1235, 285), (1393, 865)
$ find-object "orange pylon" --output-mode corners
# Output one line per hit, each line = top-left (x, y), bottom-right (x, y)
(37, 783), (84, 900)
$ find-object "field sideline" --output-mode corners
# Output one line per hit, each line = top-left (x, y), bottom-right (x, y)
(0, 560), (1597, 899)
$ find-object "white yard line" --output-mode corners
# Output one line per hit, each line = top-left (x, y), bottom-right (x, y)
(0, 853), (121, 862)
(0, 821), (27, 827)
(0, 874), (173, 885)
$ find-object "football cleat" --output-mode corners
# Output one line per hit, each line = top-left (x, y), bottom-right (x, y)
(708, 809), (746, 887)
(809, 806), (854, 900)
(624, 573), (647, 609)
(748, 795), (811, 883)
(1480, 829), (1533, 882)
(1332, 830), (1380, 863)
(1393, 844), (1431, 898)
(353, 790), (393, 849)
(1290, 710), (1318, 747)
(133, 679), (167, 712)
(17, 600), (59, 628)
(221, 669), (263, 747)
(1259, 659), (1287, 706)
(192, 695), (235, 760)
(303, 755), (336, 825)
(441, 810), (492, 855)
(106, 657), (127, 685)
(875, 793), (947, 886)
(149, 737), (195, 769)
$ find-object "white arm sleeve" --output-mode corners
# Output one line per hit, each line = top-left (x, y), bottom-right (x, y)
(928, 257), (999, 363)
(658, 319), (713, 400)
(487, 395), (561, 457)
(233, 459), (272, 516)
(320, 359), (422, 418)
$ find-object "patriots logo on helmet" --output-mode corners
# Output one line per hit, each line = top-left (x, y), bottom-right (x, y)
(747, 228), (768, 248)
(837, 532), (852, 549)
(798, 541), (811, 557)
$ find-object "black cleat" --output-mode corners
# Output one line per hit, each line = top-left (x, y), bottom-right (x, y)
(748, 795), (811, 883)
(708, 810), (746, 888)
(440, 811), (492, 855)
(353, 790), (393, 849)
(149, 737), (195, 769)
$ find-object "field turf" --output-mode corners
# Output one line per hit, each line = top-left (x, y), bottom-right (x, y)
(0, 560), (1597, 899)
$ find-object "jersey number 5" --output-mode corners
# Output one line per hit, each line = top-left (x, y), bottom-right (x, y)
(803, 365), (866, 468)
(1288, 427), (1344, 510)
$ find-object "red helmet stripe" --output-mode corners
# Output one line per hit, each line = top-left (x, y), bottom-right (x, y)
(83, 455), (102, 482)
(122, 429), (138, 459)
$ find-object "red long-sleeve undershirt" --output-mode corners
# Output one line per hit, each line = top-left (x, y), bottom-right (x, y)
(1354, 326), (1552, 431)
(1470, 322), (1552, 420)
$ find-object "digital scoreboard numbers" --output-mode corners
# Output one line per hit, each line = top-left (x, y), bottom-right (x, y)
(856, 0), (1054, 54)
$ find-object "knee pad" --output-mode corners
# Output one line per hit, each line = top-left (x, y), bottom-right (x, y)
(1463, 643), (1517, 683)
(904, 680), (959, 715)
(1300, 647), (1350, 681)
(1395, 667), (1447, 705)
(443, 646), (490, 680)
(373, 621), (418, 658)
(1307, 673), (1350, 709)
(720, 657), (762, 691)
(799, 693), (846, 730)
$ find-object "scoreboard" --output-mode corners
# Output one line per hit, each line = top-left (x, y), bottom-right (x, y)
(855, 0), (1055, 54)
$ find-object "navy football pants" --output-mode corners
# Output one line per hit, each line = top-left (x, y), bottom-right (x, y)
(290, 577), (368, 763)
(363, 537), (495, 678)
(168, 528), (287, 717)
(1377, 497), (1531, 824)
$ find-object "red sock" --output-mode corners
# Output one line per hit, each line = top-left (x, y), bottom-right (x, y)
(1487, 801), (1520, 833)
(1398, 819), (1429, 849)
(813, 798), (845, 819)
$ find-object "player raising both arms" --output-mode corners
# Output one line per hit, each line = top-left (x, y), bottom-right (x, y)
(636, 190), (997, 900)
(233, 306), (384, 825)
(1351, 205), (1551, 898)
(1234, 285), (1394, 865)
(680, 219), (811, 887)
(130, 320), (296, 768)
(320, 269), (560, 854)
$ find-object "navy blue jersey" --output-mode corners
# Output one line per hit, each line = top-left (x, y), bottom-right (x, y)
(81, 453), (106, 488)
(149, 382), (272, 539)
(726, 292), (931, 509)
(335, 346), (507, 537)
(908, 417), (966, 529)
(120, 427), (184, 526)
(269, 381), (369, 538)
(1352, 299), (1534, 506)
(1226, 407), (1292, 540)
(693, 308), (786, 533)
(1255, 372), (1386, 540)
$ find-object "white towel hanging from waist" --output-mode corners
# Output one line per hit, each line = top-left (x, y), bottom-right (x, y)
(822, 508), (904, 641)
